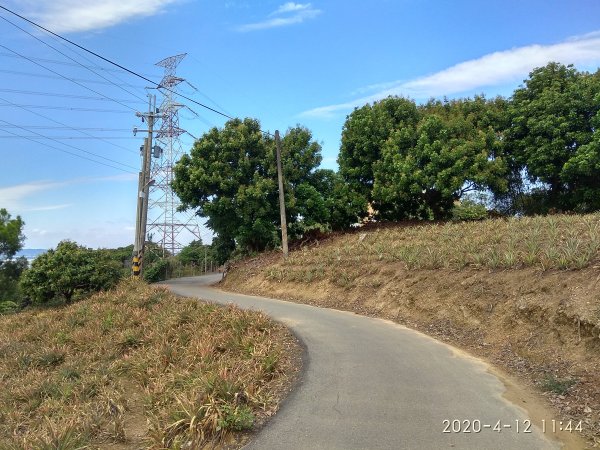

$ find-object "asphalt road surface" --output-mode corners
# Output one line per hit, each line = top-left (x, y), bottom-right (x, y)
(163, 275), (562, 450)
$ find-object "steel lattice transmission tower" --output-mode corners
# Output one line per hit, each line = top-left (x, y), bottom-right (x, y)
(147, 53), (201, 255)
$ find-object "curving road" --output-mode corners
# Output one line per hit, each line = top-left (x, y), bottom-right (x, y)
(163, 275), (563, 450)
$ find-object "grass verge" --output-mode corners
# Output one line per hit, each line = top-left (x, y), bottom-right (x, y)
(0, 278), (301, 449)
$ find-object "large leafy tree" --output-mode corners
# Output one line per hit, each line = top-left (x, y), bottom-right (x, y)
(506, 62), (600, 211)
(172, 118), (278, 253)
(340, 96), (508, 220)
(375, 98), (508, 219)
(20, 241), (122, 304)
(0, 209), (27, 305)
(339, 96), (419, 208)
(173, 118), (351, 256)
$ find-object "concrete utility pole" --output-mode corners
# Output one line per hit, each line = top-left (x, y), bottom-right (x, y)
(132, 94), (157, 275)
(275, 130), (289, 258)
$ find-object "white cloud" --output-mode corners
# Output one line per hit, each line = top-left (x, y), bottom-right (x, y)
(301, 31), (600, 118)
(0, 181), (66, 211)
(237, 2), (321, 32)
(270, 2), (311, 15)
(25, 223), (135, 249)
(10, 0), (181, 33)
(24, 204), (73, 212)
(0, 175), (135, 212)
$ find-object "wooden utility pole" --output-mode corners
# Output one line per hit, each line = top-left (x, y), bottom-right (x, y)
(275, 130), (289, 258)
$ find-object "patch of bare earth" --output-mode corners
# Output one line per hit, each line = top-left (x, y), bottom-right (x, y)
(221, 220), (600, 448)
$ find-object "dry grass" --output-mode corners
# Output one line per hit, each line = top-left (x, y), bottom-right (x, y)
(264, 214), (600, 287)
(0, 278), (299, 450)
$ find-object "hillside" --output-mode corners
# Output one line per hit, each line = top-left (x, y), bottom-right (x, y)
(221, 213), (600, 446)
(0, 279), (301, 449)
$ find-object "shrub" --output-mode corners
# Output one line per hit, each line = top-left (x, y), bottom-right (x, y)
(451, 200), (488, 221)
(0, 301), (18, 314)
(143, 258), (172, 283)
(540, 375), (576, 395)
(20, 241), (123, 304)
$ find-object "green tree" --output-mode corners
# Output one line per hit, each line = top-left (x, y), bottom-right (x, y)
(20, 240), (122, 304)
(506, 62), (600, 211)
(172, 118), (278, 255)
(0, 208), (24, 260)
(172, 118), (340, 258)
(177, 239), (205, 265)
(309, 169), (367, 230)
(339, 96), (419, 211)
(177, 239), (220, 268)
(0, 209), (26, 307)
(371, 97), (508, 219)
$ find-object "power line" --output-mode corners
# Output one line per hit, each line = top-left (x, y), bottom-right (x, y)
(0, 135), (139, 140)
(0, 69), (145, 88)
(0, 51), (158, 78)
(0, 43), (138, 112)
(0, 121), (136, 173)
(0, 125), (132, 132)
(0, 15), (148, 104)
(0, 103), (131, 113)
(0, 118), (138, 170)
(0, 95), (138, 154)
(181, 79), (234, 119)
(0, 88), (144, 104)
(0, 4), (278, 136)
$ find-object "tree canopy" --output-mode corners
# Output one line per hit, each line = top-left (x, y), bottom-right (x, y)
(172, 118), (364, 256)
(506, 62), (600, 211)
(341, 96), (509, 220)
(339, 96), (419, 203)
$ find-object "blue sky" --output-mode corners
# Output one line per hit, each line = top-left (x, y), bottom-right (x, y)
(1, 0), (599, 250)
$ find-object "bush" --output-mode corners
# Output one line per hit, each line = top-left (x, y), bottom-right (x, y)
(20, 241), (123, 304)
(451, 200), (488, 221)
(0, 301), (18, 314)
(143, 258), (172, 283)
(0, 257), (27, 306)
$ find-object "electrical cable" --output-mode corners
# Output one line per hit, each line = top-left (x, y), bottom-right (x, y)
(0, 14), (148, 104)
(0, 51), (158, 78)
(0, 88), (144, 104)
(0, 135), (139, 140)
(0, 69), (145, 88)
(0, 43), (137, 112)
(0, 118), (138, 170)
(0, 4), (275, 137)
(0, 103), (131, 113)
(0, 95), (139, 155)
(0, 122), (136, 174)
(0, 125), (132, 132)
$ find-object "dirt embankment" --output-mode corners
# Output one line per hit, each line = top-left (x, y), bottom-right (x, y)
(221, 255), (600, 446)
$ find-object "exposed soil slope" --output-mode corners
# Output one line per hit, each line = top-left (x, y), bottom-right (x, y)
(221, 215), (600, 446)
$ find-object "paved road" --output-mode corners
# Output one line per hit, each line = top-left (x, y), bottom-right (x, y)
(163, 275), (560, 450)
